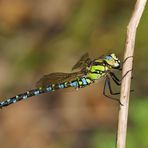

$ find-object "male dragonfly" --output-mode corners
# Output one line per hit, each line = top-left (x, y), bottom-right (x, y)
(0, 53), (124, 108)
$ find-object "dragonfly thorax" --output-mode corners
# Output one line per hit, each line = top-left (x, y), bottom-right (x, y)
(87, 63), (108, 80)
(86, 53), (120, 81)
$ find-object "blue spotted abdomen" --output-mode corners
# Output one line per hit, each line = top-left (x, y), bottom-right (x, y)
(0, 77), (93, 108)
(0, 88), (45, 108)
(57, 77), (93, 89)
(0, 86), (58, 108)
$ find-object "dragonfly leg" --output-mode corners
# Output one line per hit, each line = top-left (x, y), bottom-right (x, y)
(103, 76), (123, 105)
(123, 56), (133, 64)
(109, 69), (133, 84)
(118, 56), (133, 71)
(109, 71), (134, 93)
(109, 72), (121, 86)
(121, 69), (133, 81)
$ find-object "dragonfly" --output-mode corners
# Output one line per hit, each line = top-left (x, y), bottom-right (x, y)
(0, 53), (123, 108)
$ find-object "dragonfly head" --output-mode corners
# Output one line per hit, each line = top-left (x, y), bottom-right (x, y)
(104, 53), (121, 69)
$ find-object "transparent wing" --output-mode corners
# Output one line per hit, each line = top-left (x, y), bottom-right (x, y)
(36, 72), (83, 88)
(72, 53), (91, 70)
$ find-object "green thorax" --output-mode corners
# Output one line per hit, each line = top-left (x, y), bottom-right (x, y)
(86, 59), (109, 80)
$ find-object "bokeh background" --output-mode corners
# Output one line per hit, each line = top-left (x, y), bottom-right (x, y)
(0, 0), (148, 148)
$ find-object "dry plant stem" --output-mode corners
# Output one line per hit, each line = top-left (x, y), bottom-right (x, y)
(116, 0), (147, 148)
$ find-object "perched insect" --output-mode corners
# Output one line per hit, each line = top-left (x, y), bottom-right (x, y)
(0, 53), (123, 108)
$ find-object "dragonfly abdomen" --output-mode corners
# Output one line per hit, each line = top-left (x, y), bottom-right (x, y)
(0, 88), (45, 108)
(0, 77), (92, 108)
(0, 85), (63, 108)
(69, 77), (93, 88)
(51, 77), (93, 90)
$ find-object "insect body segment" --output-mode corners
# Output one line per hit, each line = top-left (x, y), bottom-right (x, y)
(0, 76), (94, 108)
(0, 89), (43, 107)
(0, 53), (122, 108)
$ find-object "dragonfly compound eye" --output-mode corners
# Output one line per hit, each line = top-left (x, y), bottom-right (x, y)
(104, 54), (120, 68)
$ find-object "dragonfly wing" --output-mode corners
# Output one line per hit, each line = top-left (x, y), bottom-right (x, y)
(72, 53), (91, 70)
(36, 72), (83, 88)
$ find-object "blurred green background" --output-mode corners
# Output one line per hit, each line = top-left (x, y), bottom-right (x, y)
(0, 0), (148, 148)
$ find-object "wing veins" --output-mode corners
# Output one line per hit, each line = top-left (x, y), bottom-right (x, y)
(36, 72), (83, 88)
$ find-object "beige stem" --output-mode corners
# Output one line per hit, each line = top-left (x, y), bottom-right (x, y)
(116, 0), (147, 148)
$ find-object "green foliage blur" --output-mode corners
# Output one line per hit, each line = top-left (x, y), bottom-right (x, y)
(0, 0), (147, 148)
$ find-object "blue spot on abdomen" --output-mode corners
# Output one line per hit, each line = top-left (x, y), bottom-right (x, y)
(70, 81), (78, 87)
(23, 95), (28, 99)
(59, 84), (64, 89)
(46, 86), (52, 92)
(13, 99), (17, 103)
(81, 78), (87, 85)
(34, 90), (40, 95)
